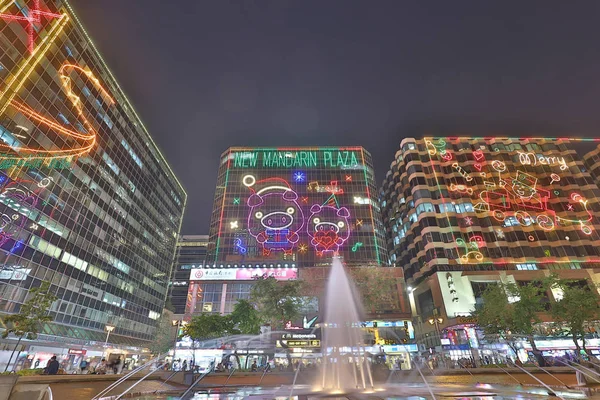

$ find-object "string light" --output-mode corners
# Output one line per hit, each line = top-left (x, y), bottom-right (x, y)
(3, 63), (114, 162)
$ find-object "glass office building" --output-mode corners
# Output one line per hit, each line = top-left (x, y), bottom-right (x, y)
(170, 235), (208, 316)
(0, 0), (186, 351)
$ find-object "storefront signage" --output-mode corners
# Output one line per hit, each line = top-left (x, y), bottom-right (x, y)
(456, 316), (478, 325)
(0, 267), (31, 281)
(189, 268), (298, 281)
(277, 340), (321, 348)
(232, 150), (361, 169)
(68, 349), (87, 355)
(281, 333), (317, 340)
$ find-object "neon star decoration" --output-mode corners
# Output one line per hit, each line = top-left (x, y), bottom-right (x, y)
(0, 0), (63, 54)
(233, 197), (240, 205)
(230, 221), (239, 229)
(293, 171), (306, 183)
(298, 243), (308, 253)
(463, 217), (473, 226)
(5, 63), (114, 163)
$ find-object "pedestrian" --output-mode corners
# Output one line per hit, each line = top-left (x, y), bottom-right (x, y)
(44, 356), (60, 375)
(182, 360), (188, 371)
(251, 361), (258, 372)
(96, 358), (108, 375)
(113, 357), (121, 374)
(80, 359), (89, 374)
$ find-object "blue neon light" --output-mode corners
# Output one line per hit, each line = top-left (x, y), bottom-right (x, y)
(293, 171), (306, 183)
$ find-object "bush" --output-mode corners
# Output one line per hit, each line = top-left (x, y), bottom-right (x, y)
(17, 368), (44, 376)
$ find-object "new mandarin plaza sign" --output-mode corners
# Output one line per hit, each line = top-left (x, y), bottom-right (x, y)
(189, 268), (298, 281)
(231, 149), (362, 169)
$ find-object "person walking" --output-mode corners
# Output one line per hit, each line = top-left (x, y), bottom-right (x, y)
(44, 356), (60, 375)
(113, 357), (121, 374)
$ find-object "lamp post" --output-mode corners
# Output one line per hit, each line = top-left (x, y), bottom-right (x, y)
(171, 320), (185, 365)
(104, 325), (115, 358)
(428, 317), (443, 348)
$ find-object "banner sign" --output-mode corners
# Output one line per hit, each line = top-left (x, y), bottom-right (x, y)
(189, 268), (297, 281)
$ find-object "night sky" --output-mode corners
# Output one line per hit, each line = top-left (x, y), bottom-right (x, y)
(69, 0), (600, 234)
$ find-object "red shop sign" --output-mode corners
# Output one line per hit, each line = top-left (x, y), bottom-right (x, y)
(68, 349), (87, 355)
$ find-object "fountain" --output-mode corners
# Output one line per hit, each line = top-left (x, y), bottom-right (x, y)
(320, 256), (374, 392)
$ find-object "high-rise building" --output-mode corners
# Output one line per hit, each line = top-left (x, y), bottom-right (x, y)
(186, 147), (390, 318)
(380, 137), (600, 353)
(0, 0), (186, 364)
(583, 143), (600, 188)
(206, 147), (387, 267)
(170, 235), (208, 316)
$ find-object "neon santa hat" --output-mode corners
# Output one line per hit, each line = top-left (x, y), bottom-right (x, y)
(243, 176), (299, 205)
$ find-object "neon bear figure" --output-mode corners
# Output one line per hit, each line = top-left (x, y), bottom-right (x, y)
(246, 178), (304, 256)
(307, 204), (350, 256)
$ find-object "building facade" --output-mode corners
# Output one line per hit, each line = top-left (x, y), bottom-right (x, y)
(380, 137), (600, 356)
(0, 0), (186, 367)
(170, 235), (208, 316)
(584, 143), (600, 189)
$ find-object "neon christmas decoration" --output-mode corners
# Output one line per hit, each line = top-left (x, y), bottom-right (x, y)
(230, 221), (239, 229)
(550, 173), (560, 184)
(245, 177), (304, 256)
(233, 197), (240, 204)
(518, 152), (568, 170)
(293, 171), (306, 182)
(351, 242), (363, 252)
(449, 183), (473, 195)
(4, 63), (114, 163)
(233, 238), (247, 254)
(307, 204), (350, 256)
(324, 181), (344, 195)
(452, 163), (472, 181)
(456, 237), (484, 264)
(345, 175), (352, 182)
(355, 219), (363, 227)
(0, 0), (63, 54)
(463, 217), (473, 226)
(301, 196), (309, 204)
(298, 243), (308, 253)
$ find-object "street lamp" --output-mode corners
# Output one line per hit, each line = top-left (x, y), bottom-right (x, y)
(104, 325), (115, 358)
(428, 317), (443, 347)
(172, 320), (186, 362)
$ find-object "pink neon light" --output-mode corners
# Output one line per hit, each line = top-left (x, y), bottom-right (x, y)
(0, 0), (63, 53)
(307, 204), (350, 256)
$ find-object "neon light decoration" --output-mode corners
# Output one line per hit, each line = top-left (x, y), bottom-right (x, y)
(324, 181), (344, 195)
(4, 63), (114, 163)
(307, 204), (350, 256)
(351, 242), (363, 252)
(233, 197), (240, 204)
(245, 177), (304, 256)
(234, 238), (247, 254)
(345, 175), (352, 182)
(0, 0), (62, 54)
(230, 221), (239, 229)
(426, 137), (598, 265)
(293, 171), (306, 182)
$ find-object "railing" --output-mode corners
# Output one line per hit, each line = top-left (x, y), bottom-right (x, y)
(45, 386), (54, 400)
(113, 361), (166, 400)
(91, 353), (165, 400)
(179, 367), (214, 399)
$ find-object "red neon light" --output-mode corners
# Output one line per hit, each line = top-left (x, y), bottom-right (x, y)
(0, 0), (62, 53)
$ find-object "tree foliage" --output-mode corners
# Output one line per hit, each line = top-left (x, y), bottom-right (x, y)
(350, 267), (399, 312)
(551, 280), (600, 357)
(230, 299), (262, 335)
(182, 313), (235, 342)
(2, 281), (57, 341)
(249, 276), (305, 330)
(148, 309), (175, 355)
(473, 279), (548, 359)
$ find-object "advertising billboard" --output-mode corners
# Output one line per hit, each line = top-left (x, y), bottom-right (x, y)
(209, 148), (385, 266)
(189, 268), (298, 281)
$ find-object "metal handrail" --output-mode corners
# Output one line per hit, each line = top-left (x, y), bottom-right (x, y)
(114, 362), (166, 400)
(45, 386), (53, 400)
(153, 370), (180, 393)
(180, 367), (214, 399)
(91, 353), (164, 400)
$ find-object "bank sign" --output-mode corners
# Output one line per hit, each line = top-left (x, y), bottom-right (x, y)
(189, 268), (298, 281)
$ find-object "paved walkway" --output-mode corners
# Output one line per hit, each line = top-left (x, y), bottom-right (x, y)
(48, 378), (185, 400)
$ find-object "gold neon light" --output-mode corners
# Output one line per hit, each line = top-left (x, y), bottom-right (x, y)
(0, 10), (69, 114)
(3, 64), (114, 161)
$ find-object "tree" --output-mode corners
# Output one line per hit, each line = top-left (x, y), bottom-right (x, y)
(350, 267), (399, 312)
(2, 281), (57, 372)
(182, 313), (235, 343)
(148, 309), (175, 355)
(230, 299), (262, 335)
(249, 276), (305, 330)
(551, 280), (600, 358)
(473, 280), (548, 365)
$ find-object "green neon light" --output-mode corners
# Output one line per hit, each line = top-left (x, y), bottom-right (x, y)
(214, 155), (231, 259)
(232, 150), (361, 169)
